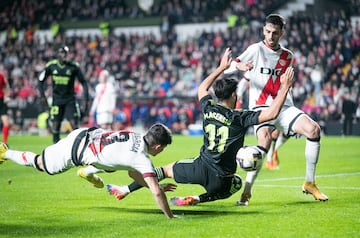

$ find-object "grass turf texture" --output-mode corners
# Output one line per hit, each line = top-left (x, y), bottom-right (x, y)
(0, 135), (359, 238)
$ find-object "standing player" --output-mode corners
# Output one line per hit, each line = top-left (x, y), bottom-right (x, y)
(89, 69), (116, 130)
(39, 46), (89, 143)
(0, 123), (177, 219)
(0, 71), (10, 144)
(224, 14), (328, 205)
(106, 48), (294, 205)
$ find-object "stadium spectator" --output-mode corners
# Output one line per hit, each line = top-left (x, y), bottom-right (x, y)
(341, 90), (357, 135)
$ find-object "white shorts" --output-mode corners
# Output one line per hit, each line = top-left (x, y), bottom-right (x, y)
(96, 112), (113, 125)
(41, 128), (88, 175)
(253, 106), (304, 136)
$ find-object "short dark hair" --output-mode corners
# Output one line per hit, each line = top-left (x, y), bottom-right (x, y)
(265, 14), (286, 30)
(213, 78), (238, 100)
(144, 123), (172, 146)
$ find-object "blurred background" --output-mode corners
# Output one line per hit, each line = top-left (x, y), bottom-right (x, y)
(0, 0), (359, 136)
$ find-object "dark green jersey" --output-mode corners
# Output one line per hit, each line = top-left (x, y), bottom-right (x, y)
(199, 94), (261, 176)
(40, 59), (88, 105)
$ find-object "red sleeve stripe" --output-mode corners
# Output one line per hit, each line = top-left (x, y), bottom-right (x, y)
(233, 58), (241, 62)
(142, 172), (156, 178)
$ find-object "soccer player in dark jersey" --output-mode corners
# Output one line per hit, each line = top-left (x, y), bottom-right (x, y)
(106, 48), (294, 205)
(38, 46), (89, 143)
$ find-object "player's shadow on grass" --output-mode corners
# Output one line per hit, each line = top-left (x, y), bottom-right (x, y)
(97, 206), (260, 216)
(283, 200), (328, 205)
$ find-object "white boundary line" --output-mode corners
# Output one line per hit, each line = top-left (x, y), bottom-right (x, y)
(256, 172), (360, 190)
(256, 185), (360, 190)
(257, 172), (360, 182)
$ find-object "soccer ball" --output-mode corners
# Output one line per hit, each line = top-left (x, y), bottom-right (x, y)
(236, 146), (263, 171)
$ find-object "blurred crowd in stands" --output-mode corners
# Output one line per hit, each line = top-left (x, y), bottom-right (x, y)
(0, 0), (359, 135)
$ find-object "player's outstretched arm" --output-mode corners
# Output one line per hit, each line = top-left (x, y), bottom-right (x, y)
(258, 67), (294, 123)
(144, 176), (176, 219)
(197, 47), (232, 101)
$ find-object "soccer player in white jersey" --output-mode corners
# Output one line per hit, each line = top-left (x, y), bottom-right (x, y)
(89, 69), (117, 130)
(0, 124), (178, 219)
(224, 14), (328, 205)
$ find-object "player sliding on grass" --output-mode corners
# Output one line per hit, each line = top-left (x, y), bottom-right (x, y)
(106, 47), (294, 206)
(0, 123), (178, 219)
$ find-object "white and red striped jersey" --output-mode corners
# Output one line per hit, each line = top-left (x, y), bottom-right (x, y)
(82, 128), (155, 178)
(225, 41), (294, 109)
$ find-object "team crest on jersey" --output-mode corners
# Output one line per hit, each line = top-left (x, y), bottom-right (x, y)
(66, 69), (71, 75)
(53, 70), (58, 75)
(279, 59), (286, 66)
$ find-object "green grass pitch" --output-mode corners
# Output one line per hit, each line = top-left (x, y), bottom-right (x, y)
(0, 134), (359, 237)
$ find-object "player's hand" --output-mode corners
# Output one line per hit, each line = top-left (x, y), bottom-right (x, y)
(160, 183), (177, 192)
(236, 61), (253, 71)
(220, 47), (233, 70)
(280, 66), (294, 89)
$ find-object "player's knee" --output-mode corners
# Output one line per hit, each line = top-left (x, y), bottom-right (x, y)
(256, 129), (272, 148)
(304, 122), (321, 139)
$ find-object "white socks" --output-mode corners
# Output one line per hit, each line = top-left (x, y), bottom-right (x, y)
(274, 133), (287, 151)
(5, 150), (37, 167)
(266, 139), (276, 162)
(305, 139), (320, 182)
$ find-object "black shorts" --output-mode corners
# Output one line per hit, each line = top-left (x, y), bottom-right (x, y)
(50, 101), (80, 121)
(173, 157), (233, 195)
(0, 99), (7, 116)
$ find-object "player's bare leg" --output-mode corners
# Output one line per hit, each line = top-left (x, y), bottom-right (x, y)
(265, 138), (276, 170)
(271, 132), (288, 169)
